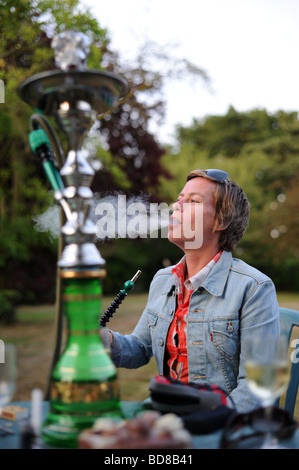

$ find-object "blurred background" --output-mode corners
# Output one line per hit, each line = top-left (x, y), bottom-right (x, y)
(1, 0), (299, 406)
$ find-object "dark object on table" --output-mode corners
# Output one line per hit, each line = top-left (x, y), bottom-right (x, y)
(220, 406), (297, 449)
(149, 375), (234, 434)
(149, 375), (229, 415)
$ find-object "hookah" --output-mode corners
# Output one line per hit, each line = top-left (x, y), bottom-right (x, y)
(18, 31), (129, 448)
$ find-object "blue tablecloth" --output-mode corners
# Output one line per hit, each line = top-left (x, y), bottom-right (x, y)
(0, 401), (298, 450)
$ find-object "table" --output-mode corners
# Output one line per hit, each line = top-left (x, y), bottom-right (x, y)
(0, 401), (298, 450)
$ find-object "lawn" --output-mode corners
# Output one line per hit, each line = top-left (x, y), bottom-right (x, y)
(0, 293), (156, 404)
(1, 291), (299, 418)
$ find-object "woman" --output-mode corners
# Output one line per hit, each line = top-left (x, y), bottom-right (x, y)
(106, 169), (280, 412)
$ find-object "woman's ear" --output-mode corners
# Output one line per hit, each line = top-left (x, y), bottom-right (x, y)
(213, 220), (229, 233)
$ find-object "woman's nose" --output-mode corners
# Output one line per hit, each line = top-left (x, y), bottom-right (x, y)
(172, 200), (181, 211)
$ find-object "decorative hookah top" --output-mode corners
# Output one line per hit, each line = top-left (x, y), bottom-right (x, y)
(18, 30), (128, 270)
(51, 31), (92, 71)
(18, 30), (128, 116)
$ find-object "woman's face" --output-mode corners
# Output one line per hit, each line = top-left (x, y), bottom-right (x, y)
(168, 177), (218, 250)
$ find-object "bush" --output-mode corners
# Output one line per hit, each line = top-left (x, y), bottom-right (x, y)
(0, 289), (22, 325)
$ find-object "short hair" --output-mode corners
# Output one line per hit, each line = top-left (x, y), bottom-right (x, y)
(186, 170), (250, 252)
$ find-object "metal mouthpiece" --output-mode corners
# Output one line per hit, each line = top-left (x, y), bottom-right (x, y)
(131, 270), (142, 283)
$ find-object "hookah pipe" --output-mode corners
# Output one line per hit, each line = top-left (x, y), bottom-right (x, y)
(18, 29), (130, 445)
(100, 270), (142, 327)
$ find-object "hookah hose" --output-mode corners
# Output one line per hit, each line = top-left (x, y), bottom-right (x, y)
(29, 128), (64, 191)
(29, 113), (64, 169)
(28, 114), (65, 399)
(100, 270), (142, 327)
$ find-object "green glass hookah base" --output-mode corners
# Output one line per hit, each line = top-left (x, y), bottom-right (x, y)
(42, 378), (122, 448)
(42, 275), (122, 448)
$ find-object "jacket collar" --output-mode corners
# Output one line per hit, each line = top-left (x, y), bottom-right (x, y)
(163, 251), (232, 297)
(201, 250), (232, 296)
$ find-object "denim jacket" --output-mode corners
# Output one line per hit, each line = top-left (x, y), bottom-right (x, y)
(110, 251), (280, 412)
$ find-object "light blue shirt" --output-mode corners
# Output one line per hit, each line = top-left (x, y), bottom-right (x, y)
(110, 251), (280, 412)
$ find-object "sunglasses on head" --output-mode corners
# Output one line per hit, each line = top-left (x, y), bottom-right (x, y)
(187, 169), (229, 183)
(200, 169), (229, 182)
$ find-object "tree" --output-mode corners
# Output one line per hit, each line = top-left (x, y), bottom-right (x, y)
(177, 106), (286, 158)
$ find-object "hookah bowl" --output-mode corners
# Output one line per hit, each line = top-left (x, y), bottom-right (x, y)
(18, 31), (128, 447)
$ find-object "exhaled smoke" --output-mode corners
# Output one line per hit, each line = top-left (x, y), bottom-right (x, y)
(33, 194), (171, 241)
(32, 205), (61, 241)
(93, 193), (171, 240)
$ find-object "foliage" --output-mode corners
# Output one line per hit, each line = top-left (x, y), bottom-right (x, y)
(0, 289), (22, 325)
(177, 106), (287, 157)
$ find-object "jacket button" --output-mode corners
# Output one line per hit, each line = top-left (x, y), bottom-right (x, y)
(159, 339), (164, 346)
(227, 322), (234, 333)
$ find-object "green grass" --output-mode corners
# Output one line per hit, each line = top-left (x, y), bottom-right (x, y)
(277, 292), (299, 306)
(15, 305), (56, 322)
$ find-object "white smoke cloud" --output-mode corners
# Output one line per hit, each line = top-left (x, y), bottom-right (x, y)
(32, 194), (171, 240)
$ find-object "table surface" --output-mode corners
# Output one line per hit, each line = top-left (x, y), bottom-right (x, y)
(0, 401), (298, 450)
